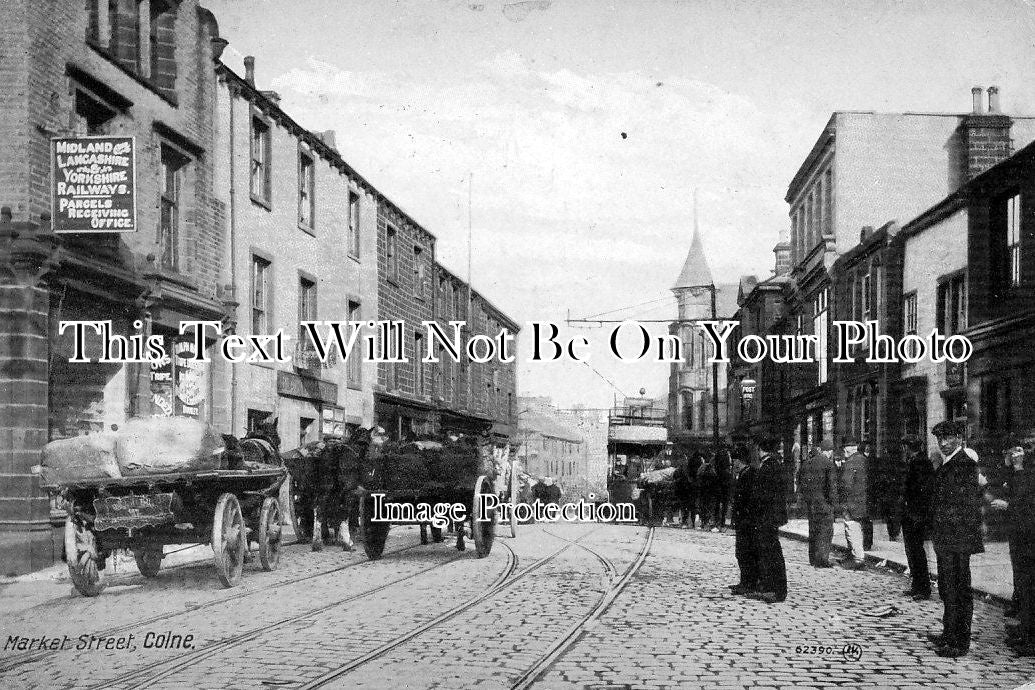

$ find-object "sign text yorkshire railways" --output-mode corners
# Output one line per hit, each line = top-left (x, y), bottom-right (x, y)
(51, 136), (136, 233)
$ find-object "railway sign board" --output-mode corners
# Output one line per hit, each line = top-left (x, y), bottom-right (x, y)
(52, 135), (137, 233)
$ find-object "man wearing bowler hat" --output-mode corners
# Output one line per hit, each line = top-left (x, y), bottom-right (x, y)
(747, 434), (788, 604)
(927, 419), (983, 658)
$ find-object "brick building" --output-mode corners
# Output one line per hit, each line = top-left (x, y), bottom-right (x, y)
(727, 241), (792, 442)
(516, 397), (584, 492)
(0, 0), (227, 574)
(780, 89), (1035, 455)
(212, 56), (380, 446)
(894, 196), (971, 446)
(374, 211), (519, 442)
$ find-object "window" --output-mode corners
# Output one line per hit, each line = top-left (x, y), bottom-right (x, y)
(89, 0), (176, 91)
(347, 300), (362, 389)
(300, 416), (316, 447)
(386, 225), (399, 282)
(682, 391), (694, 430)
(936, 274), (967, 336)
(147, 0), (176, 90)
(159, 146), (187, 271)
(251, 256), (271, 334)
(1008, 193), (1021, 287)
(250, 115), (272, 205)
(861, 267), (872, 321)
(981, 378), (1012, 432)
(348, 191), (361, 257)
(813, 288), (828, 384)
(73, 89), (115, 135)
(414, 332), (424, 396)
(298, 149), (315, 229)
(413, 246), (425, 298)
(298, 277), (317, 349)
(903, 292), (918, 336)
(247, 409), (271, 434)
(823, 168), (833, 237)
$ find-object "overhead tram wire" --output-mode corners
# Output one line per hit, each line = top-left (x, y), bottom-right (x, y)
(580, 360), (628, 400)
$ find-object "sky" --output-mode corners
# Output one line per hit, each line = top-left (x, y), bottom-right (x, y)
(206, 0), (1035, 408)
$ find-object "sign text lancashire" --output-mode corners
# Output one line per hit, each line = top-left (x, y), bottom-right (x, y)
(52, 136), (136, 233)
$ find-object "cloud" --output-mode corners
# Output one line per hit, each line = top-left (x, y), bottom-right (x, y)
(268, 51), (818, 405)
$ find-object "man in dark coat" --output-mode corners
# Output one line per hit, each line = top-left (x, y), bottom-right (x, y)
(729, 450), (759, 594)
(714, 446), (733, 531)
(987, 436), (1035, 656)
(838, 438), (868, 569)
(900, 434), (934, 600)
(927, 420), (984, 658)
(798, 437), (836, 568)
(748, 434), (788, 604)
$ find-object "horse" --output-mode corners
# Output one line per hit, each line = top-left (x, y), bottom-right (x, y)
(284, 428), (372, 552)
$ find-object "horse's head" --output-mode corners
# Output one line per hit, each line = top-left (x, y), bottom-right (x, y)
(248, 416), (281, 450)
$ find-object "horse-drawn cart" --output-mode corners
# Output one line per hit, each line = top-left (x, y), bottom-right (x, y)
(360, 438), (500, 560)
(46, 467), (287, 596)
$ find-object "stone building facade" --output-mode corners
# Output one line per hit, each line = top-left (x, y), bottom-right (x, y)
(0, 0), (227, 574)
(213, 57), (380, 447)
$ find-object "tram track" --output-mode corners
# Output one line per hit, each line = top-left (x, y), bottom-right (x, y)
(508, 526), (654, 690)
(91, 544), (487, 690)
(296, 527), (603, 690)
(0, 540), (423, 676)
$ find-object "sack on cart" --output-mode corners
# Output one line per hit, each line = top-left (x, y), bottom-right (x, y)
(40, 432), (122, 484)
(116, 416), (226, 476)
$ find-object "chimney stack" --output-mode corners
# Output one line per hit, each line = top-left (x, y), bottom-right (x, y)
(260, 90), (281, 104)
(959, 85), (1013, 183)
(971, 86), (984, 114)
(244, 56), (255, 86)
(320, 130), (337, 151)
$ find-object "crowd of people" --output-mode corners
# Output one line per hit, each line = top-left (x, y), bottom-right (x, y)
(722, 421), (1035, 660)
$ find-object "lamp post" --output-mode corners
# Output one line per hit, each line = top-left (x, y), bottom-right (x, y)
(688, 283), (721, 451)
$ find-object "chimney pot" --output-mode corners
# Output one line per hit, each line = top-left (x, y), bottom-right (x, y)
(972, 86), (985, 114)
(988, 85), (1001, 114)
(244, 56), (255, 86)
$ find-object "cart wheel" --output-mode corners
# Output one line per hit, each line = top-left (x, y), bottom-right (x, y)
(258, 497), (283, 571)
(472, 475), (497, 558)
(133, 547), (163, 578)
(212, 493), (246, 587)
(361, 493), (389, 560)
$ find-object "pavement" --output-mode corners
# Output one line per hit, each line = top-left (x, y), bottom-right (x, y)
(779, 519), (1014, 604)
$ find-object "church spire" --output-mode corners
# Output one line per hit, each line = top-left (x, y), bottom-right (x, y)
(672, 190), (714, 290)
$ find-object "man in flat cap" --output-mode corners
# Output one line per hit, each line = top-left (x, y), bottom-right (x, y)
(928, 419), (983, 658)
(838, 437), (869, 569)
(748, 434), (788, 604)
(900, 433), (934, 600)
(797, 437), (837, 568)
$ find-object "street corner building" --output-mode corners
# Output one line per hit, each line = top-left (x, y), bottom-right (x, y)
(0, 0), (522, 577)
(0, 0), (227, 575)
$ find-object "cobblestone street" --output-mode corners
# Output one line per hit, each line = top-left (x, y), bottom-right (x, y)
(1, 523), (1032, 690)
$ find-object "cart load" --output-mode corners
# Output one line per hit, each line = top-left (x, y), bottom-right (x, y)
(40, 417), (232, 484)
(638, 466), (677, 487)
(370, 436), (496, 494)
(360, 433), (499, 560)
